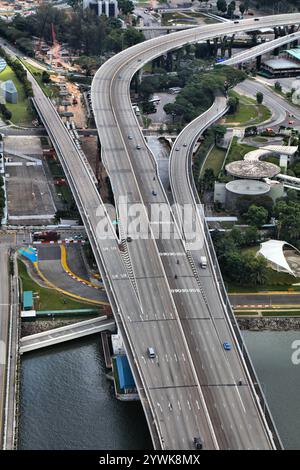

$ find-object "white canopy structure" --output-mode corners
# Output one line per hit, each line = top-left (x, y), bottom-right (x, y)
(257, 240), (300, 276)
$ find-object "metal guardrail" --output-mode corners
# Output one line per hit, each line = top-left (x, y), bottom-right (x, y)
(185, 112), (283, 450)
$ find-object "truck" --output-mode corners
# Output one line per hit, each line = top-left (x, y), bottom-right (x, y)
(200, 256), (207, 269)
(33, 231), (60, 242)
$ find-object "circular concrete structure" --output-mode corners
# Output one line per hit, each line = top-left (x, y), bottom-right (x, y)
(225, 179), (270, 210)
(225, 160), (280, 180)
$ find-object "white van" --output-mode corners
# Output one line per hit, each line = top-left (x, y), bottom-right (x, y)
(147, 347), (156, 359)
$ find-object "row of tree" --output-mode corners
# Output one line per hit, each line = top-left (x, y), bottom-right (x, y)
(0, 47), (33, 98)
(0, 4), (143, 58)
(162, 66), (246, 124)
(216, 0), (250, 17)
(212, 227), (268, 286)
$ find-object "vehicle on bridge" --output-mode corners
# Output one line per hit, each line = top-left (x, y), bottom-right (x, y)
(223, 341), (232, 351)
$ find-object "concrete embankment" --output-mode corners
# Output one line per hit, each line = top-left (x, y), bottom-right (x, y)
(237, 317), (300, 331)
(21, 319), (84, 337)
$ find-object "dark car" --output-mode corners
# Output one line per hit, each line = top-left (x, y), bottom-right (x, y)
(194, 437), (203, 450)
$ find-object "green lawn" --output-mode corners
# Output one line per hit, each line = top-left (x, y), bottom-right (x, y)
(56, 184), (74, 207)
(18, 259), (93, 310)
(225, 92), (271, 127)
(201, 145), (226, 177)
(21, 59), (59, 98)
(0, 64), (34, 126)
(226, 136), (256, 164)
(261, 310), (300, 317)
(252, 136), (269, 143)
(47, 160), (65, 178)
(235, 310), (300, 316)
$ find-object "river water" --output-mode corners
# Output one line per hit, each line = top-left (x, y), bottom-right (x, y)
(18, 331), (300, 450)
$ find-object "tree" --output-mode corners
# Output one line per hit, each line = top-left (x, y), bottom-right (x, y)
(123, 27), (144, 47)
(245, 204), (268, 227)
(239, 3), (245, 16)
(202, 168), (215, 191)
(228, 95), (239, 114)
(243, 226), (259, 246)
(117, 0), (134, 15)
(42, 70), (50, 83)
(256, 91), (263, 104)
(217, 0), (227, 13)
(227, 1), (236, 18)
(67, 0), (82, 11)
(212, 124), (226, 144)
(274, 81), (282, 92)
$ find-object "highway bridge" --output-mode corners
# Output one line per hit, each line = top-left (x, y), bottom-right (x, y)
(221, 30), (300, 66)
(14, 13), (300, 449)
(91, 14), (300, 450)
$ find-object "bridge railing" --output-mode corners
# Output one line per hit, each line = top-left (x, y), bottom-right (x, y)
(190, 165), (283, 450)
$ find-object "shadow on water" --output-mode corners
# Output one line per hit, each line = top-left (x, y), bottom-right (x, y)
(19, 330), (300, 449)
(18, 335), (153, 450)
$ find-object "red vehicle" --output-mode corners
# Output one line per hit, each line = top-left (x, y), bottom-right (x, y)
(55, 178), (66, 186)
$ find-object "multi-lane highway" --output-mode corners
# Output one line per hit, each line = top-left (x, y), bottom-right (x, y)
(4, 13), (296, 450)
(91, 14), (300, 449)
(26, 62), (215, 450)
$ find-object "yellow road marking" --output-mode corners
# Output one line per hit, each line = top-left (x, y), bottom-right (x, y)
(34, 262), (109, 306)
(60, 245), (103, 290)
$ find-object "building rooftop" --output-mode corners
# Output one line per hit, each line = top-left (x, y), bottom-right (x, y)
(226, 179), (270, 196)
(244, 145), (298, 162)
(23, 290), (33, 309)
(285, 47), (300, 62)
(1, 80), (17, 93)
(115, 355), (135, 390)
(263, 58), (300, 70)
(225, 160), (281, 179)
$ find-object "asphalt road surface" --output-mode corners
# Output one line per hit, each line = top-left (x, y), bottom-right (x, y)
(91, 14), (300, 449)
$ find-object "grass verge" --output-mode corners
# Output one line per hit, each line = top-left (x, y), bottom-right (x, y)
(18, 259), (92, 311)
(0, 64), (34, 125)
(201, 145), (226, 177)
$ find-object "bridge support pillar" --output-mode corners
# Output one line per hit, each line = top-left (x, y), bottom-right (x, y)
(256, 55), (262, 70)
(227, 35), (235, 58)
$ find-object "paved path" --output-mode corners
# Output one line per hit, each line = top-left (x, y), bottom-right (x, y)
(37, 245), (108, 304)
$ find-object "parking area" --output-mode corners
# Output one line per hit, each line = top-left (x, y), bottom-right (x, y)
(4, 136), (56, 225)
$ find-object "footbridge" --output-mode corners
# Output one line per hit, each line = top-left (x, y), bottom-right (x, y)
(20, 316), (115, 353)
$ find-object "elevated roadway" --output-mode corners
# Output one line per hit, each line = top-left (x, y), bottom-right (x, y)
(220, 30), (300, 67)
(26, 54), (215, 450)
(91, 14), (300, 449)
(20, 316), (115, 353)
